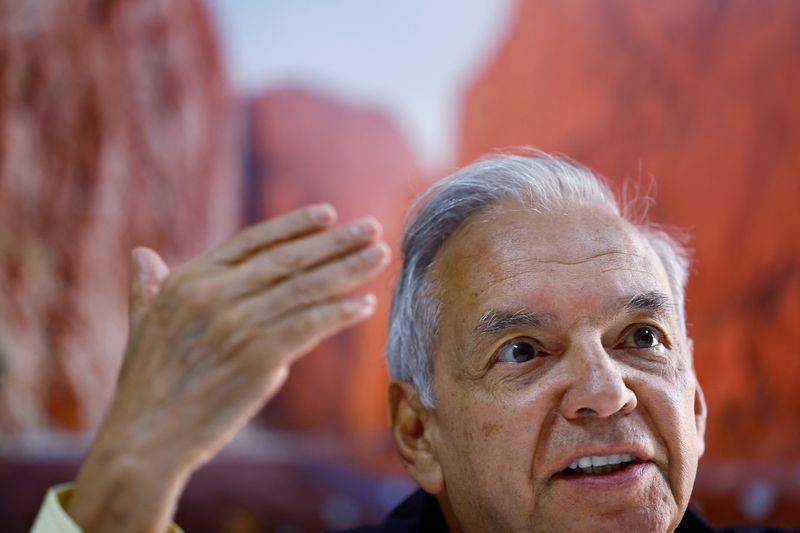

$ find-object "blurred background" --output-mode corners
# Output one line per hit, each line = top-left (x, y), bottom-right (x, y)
(0, 0), (798, 531)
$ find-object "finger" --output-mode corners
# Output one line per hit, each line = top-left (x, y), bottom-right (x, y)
(207, 204), (337, 266)
(238, 294), (378, 368)
(237, 241), (390, 323)
(129, 247), (170, 330)
(230, 216), (382, 296)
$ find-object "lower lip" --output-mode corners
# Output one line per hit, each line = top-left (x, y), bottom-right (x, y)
(552, 461), (651, 489)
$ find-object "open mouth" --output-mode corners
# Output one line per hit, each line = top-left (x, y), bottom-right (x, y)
(560, 453), (639, 476)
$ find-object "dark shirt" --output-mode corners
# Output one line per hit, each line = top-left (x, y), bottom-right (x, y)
(344, 489), (796, 533)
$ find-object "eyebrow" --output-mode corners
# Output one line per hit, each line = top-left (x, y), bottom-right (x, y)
(474, 309), (549, 336)
(619, 290), (674, 317)
(473, 290), (673, 337)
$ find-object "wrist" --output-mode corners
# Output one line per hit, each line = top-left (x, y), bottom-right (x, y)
(67, 433), (191, 532)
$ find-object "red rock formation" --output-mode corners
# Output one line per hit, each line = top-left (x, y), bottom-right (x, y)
(0, 0), (238, 432)
(247, 87), (424, 435)
(461, 0), (800, 524)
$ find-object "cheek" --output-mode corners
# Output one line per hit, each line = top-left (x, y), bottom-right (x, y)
(656, 374), (699, 451)
(435, 391), (546, 498)
(641, 373), (700, 505)
(433, 360), (556, 478)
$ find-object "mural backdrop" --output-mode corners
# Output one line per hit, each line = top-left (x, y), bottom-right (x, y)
(0, 0), (797, 530)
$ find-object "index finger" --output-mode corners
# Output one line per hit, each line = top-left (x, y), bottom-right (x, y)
(208, 204), (337, 265)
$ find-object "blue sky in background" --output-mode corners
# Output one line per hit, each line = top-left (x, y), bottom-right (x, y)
(205, 0), (515, 170)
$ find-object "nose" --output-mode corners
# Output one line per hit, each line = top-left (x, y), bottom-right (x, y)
(559, 342), (637, 420)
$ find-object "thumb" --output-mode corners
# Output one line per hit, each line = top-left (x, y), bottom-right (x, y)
(129, 246), (170, 331)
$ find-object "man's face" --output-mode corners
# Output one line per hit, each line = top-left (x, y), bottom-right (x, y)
(425, 200), (705, 532)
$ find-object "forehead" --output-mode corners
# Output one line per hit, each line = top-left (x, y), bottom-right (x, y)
(430, 199), (672, 329)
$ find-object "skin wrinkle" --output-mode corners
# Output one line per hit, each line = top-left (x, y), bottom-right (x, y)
(413, 199), (704, 533)
(601, 266), (655, 277)
(474, 252), (650, 301)
(496, 248), (643, 266)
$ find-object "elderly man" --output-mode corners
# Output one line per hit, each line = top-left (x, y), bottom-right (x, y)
(35, 151), (755, 532)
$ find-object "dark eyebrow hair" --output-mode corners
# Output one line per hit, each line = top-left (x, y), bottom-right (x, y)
(474, 309), (549, 336)
(620, 290), (674, 316)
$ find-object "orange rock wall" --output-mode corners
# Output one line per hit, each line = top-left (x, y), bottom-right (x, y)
(2, 0), (796, 524)
(0, 0), (237, 432)
(246, 88), (424, 434)
(460, 0), (799, 525)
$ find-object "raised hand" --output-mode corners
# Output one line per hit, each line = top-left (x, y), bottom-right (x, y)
(66, 205), (390, 532)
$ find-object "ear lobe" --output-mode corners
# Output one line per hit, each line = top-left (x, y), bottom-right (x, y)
(693, 374), (707, 458)
(388, 380), (443, 494)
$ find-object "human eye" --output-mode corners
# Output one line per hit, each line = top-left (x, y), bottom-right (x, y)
(495, 337), (547, 363)
(617, 324), (665, 350)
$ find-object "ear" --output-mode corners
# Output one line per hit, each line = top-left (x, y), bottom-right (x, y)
(693, 374), (707, 458)
(388, 380), (443, 494)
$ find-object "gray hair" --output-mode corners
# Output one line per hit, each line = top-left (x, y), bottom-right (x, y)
(386, 150), (690, 407)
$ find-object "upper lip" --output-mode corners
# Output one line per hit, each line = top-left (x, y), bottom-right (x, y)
(551, 443), (653, 477)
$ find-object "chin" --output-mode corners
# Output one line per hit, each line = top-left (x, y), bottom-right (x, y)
(555, 508), (672, 533)
(462, 510), (672, 533)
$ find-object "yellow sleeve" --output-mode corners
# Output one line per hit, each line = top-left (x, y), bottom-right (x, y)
(30, 484), (183, 533)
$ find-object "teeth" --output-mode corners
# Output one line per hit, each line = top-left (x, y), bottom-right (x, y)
(567, 453), (637, 472)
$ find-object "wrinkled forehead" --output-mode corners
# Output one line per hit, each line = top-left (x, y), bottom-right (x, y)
(429, 200), (672, 320)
